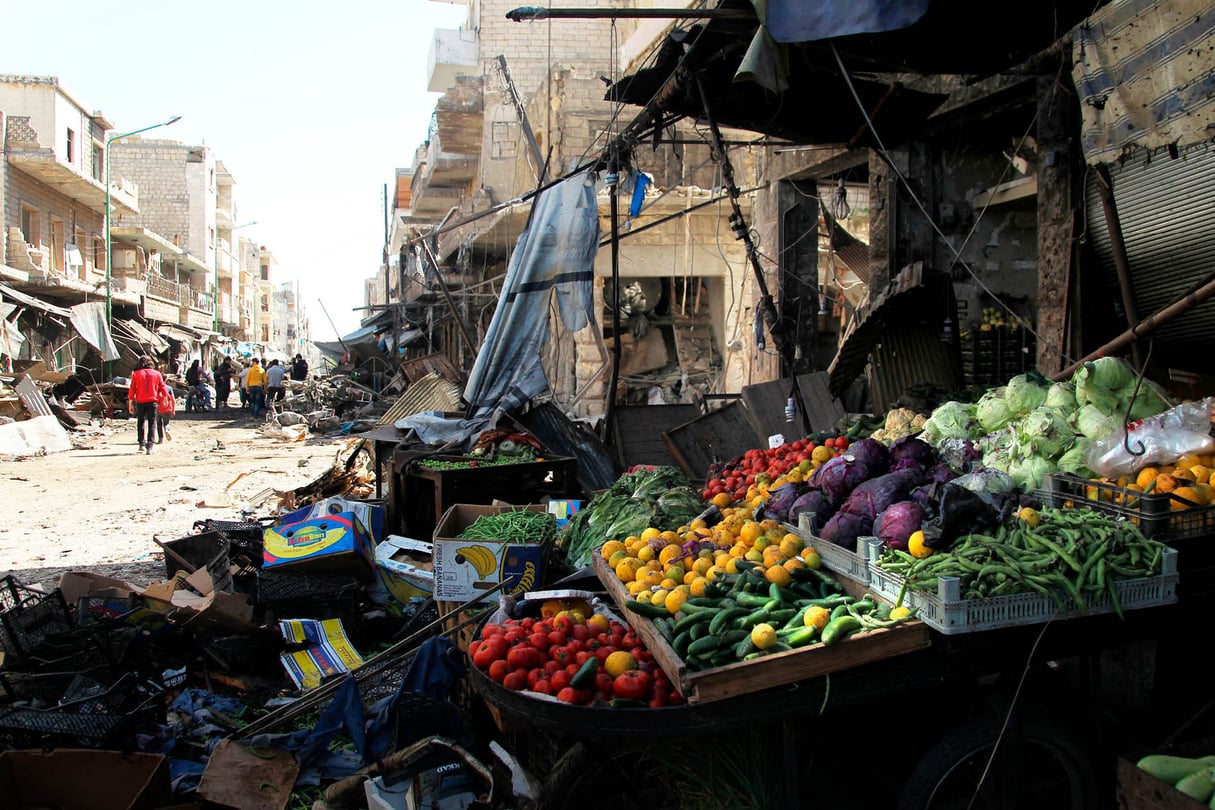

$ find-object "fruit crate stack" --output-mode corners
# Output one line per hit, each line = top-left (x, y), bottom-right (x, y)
(960, 324), (1036, 386)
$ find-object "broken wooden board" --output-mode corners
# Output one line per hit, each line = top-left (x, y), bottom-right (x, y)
(609, 405), (698, 469)
(742, 373), (846, 440)
(661, 400), (757, 481)
(197, 739), (299, 810)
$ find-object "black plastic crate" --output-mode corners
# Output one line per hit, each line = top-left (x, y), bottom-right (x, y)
(156, 530), (233, 592)
(0, 705), (130, 748)
(192, 518), (268, 562)
(0, 588), (72, 666)
(1043, 473), (1215, 542)
(0, 576), (44, 614)
(254, 569), (363, 621)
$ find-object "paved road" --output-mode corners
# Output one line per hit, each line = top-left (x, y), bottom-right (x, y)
(0, 406), (357, 591)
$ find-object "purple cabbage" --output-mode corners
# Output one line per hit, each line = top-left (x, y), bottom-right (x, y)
(842, 438), (891, 474)
(888, 436), (936, 469)
(891, 457), (922, 473)
(789, 490), (836, 533)
(839, 469), (924, 521)
(820, 511), (873, 551)
(874, 501), (925, 551)
(760, 482), (805, 523)
(814, 456), (876, 503)
(927, 462), (959, 484)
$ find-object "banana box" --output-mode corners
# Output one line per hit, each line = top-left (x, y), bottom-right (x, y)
(374, 535), (435, 613)
(432, 504), (550, 602)
(263, 511), (376, 580)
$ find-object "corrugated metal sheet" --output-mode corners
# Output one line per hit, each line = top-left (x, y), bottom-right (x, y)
(377, 372), (462, 425)
(1084, 143), (1215, 347)
(828, 262), (960, 399)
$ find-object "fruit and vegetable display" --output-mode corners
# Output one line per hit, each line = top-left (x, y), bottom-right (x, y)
(468, 609), (683, 707)
(1136, 753), (1215, 805)
(558, 466), (705, 569)
(702, 437), (849, 506)
(873, 506), (1168, 613)
(915, 359), (1174, 490)
(615, 553), (918, 670)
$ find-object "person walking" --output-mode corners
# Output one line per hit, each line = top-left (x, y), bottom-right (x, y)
(245, 357), (267, 418)
(237, 360), (251, 409)
(156, 382), (177, 443)
(266, 359), (287, 408)
(214, 357), (233, 409)
(291, 353), (309, 382)
(127, 356), (168, 454)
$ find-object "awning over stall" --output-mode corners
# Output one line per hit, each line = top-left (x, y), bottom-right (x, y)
(0, 284), (73, 318)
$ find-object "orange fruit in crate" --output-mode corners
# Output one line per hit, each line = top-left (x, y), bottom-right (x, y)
(1173, 467), (1197, 483)
(658, 544), (683, 566)
(586, 614), (610, 635)
(1170, 487), (1204, 510)
(1176, 454), (1204, 471)
(739, 521), (764, 545)
(1190, 465), (1211, 485)
(601, 540), (625, 560)
(711, 492), (733, 509)
(1154, 474), (1180, 495)
(780, 533), (804, 557)
(800, 547), (822, 570)
(615, 558), (642, 582)
(1136, 467), (1160, 491)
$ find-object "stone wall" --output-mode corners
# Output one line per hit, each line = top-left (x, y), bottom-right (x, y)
(109, 139), (196, 252)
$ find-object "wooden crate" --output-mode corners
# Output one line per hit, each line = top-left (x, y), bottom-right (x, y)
(590, 553), (930, 704)
(1117, 740), (1215, 810)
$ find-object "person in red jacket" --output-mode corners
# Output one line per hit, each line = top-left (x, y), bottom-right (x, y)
(128, 356), (168, 455)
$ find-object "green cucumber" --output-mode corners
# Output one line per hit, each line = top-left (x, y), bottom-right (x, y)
(709, 607), (748, 635)
(733, 636), (756, 659)
(673, 630), (692, 656)
(673, 610), (714, 635)
(688, 622), (708, 641)
(570, 657), (599, 688)
(786, 625), (819, 647)
(687, 634), (724, 656)
(624, 599), (670, 619)
(734, 592), (772, 609)
(821, 615), (862, 645)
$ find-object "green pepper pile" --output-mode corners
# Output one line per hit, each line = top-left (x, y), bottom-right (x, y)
(875, 506), (1168, 616)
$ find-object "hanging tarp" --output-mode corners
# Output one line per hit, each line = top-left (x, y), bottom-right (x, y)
(68, 301), (119, 361)
(761, 0), (931, 43)
(1072, 0), (1215, 165)
(464, 171), (598, 417)
(0, 302), (26, 358)
(0, 284), (72, 318)
(118, 319), (170, 352)
(402, 171), (599, 446)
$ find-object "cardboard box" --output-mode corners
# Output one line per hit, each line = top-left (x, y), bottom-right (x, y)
(263, 511), (376, 580)
(277, 496), (388, 544)
(0, 749), (171, 810)
(375, 535), (435, 610)
(432, 504), (550, 602)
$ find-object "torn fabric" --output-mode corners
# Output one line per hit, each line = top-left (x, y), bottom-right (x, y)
(69, 301), (120, 361)
(463, 171), (598, 419)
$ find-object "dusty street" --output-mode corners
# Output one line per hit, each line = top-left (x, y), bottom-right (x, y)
(0, 408), (359, 591)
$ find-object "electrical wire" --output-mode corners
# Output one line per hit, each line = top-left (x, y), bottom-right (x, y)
(829, 42), (1078, 369)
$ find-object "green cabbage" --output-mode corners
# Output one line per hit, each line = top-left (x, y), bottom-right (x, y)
(1008, 455), (1057, 490)
(1073, 357), (1133, 413)
(1016, 405), (1077, 459)
(1005, 373), (1048, 417)
(1126, 385), (1170, 421)
(976, 388), (1015, 433)
(1045, 381), (1077, 410)
(1076, 403), (1118, 441)
(920, 401), (980, 445)
(1056, 439), (1094, 479)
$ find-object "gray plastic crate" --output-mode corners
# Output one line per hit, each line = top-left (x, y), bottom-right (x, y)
(864, 539), (1179, 635)
(786, 514), (870, 587)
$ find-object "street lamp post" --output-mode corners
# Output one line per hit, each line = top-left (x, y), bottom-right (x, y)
(213, 220), (257, 333)
(104, 114), (181, 380)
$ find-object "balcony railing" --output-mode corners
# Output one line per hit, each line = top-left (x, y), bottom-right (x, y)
(146, 273), (183, 302)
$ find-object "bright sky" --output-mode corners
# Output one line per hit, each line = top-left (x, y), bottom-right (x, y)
(3, 0), (467, 341)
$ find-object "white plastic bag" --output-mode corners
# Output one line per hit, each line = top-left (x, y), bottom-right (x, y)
(1085, 397), (1215, 478)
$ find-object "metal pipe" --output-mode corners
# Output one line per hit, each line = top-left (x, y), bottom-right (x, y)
(507, 5), (757, 21)
(420, 240), (478, 361)
(604, 158), (623, 445)
(1094, 164), (1143, 369)
(1051, 274), (1215, 381)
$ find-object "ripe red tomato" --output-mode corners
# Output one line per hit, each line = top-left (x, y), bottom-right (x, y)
(473, 637), (508, 669)
(503, 670), (528, 691)
(565, 639), (584, 654)
(595, 647), (613, 663)
(621, 632), (640, 650)
(612, 669), (653, 701)
(550, 646), (572, 666)
(547, 631), (567, 647)
(503, 630), (525, 645)
(668, 690), (686, 706)
(507, 646), (541, 671)
(574, 651), (591, 666)
(528, 632), (550, 652)
(552, 616), (575, 634)
(481, 623), (503, 641)
(556, 687), (578, 704)
(527, 669), (543, 688)
(593, 672), (615, 694)
(533, 679), (553, 695)
(488, 660), (510, 683)
(543, 660), (561, 675)
(520, 617), (534, 631)
(570, 624), (590, 642)
(550, 670), (572, 691)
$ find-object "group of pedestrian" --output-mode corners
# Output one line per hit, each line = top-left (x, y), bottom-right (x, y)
(128, 352), (311, 453)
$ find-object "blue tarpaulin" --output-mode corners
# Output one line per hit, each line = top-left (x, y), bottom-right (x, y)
(762, 0), (931, 43)
(403, 171), (599, 446)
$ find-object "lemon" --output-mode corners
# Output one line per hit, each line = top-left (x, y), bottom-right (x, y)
(804, 606), (830, 629)
(750, 623), (778, 650)
(604, 651), (638, 678)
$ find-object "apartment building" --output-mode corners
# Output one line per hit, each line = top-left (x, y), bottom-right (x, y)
(381, 1), (763, 419)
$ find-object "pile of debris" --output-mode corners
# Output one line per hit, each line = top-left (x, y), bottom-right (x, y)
(0, 439), (506, 808)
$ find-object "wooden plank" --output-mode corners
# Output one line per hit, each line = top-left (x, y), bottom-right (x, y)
(592, 553), (931, 705)
(610, 405), (698, 469)
(660, 401), (758, 482)
(795, 371), (846, 433)
(740, 379), (793, 440)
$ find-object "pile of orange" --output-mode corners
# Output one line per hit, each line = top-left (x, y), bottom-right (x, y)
(1088, 453), (1215, 511)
